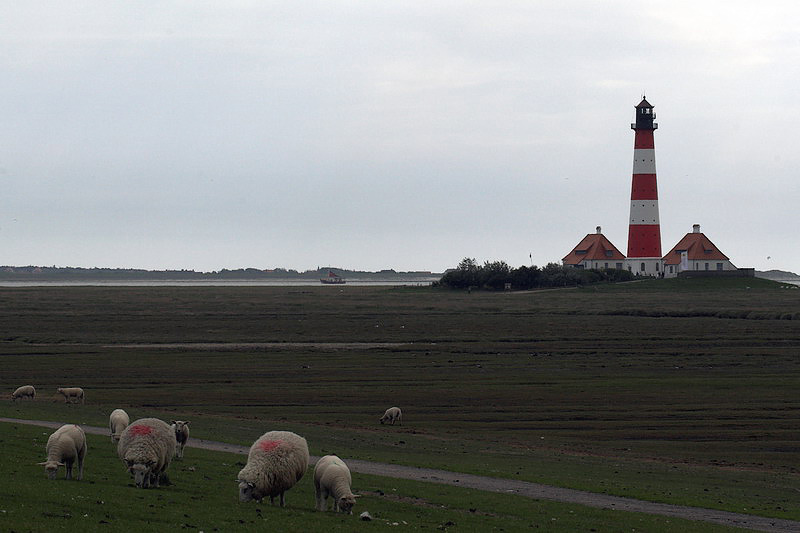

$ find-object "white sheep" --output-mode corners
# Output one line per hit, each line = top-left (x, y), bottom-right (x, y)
(117, 418), (176, 488)
(170, 420), (190, 459)
(109, 409), (130, 443)
(12, 385), (35, 401)
(57, 387), (85, 404)
(314, 454), (359, 514)
(38, 424), (86, 480)
(237, 430), (309, 506)
(379, 406), (402, 425)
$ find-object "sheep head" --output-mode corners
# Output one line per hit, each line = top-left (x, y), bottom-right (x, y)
(237, 480), (262, 503)
(126, 459), (155, 488)
(38, 460), (65, 480)
(338, 494), (359, 514)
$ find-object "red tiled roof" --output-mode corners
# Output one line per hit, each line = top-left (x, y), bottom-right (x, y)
(662, 232), (729, 265)
(562, 233), (626, 265)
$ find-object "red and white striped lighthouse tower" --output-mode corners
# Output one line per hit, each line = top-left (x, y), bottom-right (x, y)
(626, 96), (662, 276)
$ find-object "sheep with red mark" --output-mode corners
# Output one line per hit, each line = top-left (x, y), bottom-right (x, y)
(117, 418), (176, 488)
(12, 385), (35, 401)
(237, 430), (309, 506)
(379, 406), (402, 425)
(109, 409), (130, 443)
(38, 424), (86, 480)
(314, 454), (359, 514)
(57, 387), (85, 404)
(170, 420), (190, 459)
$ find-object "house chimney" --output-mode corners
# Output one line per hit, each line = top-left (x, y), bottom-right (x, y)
(596, 226), (602, 234)
(693, 224), (700, 233)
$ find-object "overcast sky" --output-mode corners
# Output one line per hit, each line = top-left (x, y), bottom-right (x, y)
(2, 2), (798, 273)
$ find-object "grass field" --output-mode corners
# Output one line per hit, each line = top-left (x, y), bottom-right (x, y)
(1, 422), (748, 532)
(0, 277), (798, 529)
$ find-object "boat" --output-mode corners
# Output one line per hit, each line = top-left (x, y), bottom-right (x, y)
(320, 271), (346, 284)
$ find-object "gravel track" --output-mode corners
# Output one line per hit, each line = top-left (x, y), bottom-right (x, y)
(4, 416), (797, 532)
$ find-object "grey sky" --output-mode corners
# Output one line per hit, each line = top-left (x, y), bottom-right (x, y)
(2, 2), (798, 273)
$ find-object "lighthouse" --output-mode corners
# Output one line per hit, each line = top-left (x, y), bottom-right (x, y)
(626, 97), (662, 276)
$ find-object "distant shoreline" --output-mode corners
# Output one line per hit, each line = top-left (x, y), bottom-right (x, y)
(0, 265), (443, 283)
(0, 278), (437, 287)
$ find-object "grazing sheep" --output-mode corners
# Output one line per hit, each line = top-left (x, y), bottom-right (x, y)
(170, 420), (190, 459)
(38, 424), (86, 480)
(117, 418), (176, 489)
(109, 409), (130, 443)
(237, 430), (309, 506)
(379, 406), (402, 425)
(57, 387), (85, 404)
(11, 385), (35, 401)
(314, 454), (359, 514)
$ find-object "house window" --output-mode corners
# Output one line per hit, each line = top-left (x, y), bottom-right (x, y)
(705, 263), (709, 271)
(604, 263), (608, 269)
(605, 250), (613, 257)
(695, 263), (699, 270)
(669, 265), (673, 273)
(655, 263), (659, 272)
(640, 262), (646, 272)
(616, 263), (623, 269)
(717, 263), (723, 271)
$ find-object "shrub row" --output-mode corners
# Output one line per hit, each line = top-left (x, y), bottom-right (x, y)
(435, 258), (635, 290)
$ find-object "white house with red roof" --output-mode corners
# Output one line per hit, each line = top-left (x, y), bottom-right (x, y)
(661, 224), (736, 278)
(562, 227), (626, 270)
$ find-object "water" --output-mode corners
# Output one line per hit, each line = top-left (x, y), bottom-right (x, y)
(0, 278), (436, 287)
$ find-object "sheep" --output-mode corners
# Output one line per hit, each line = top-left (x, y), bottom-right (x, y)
(170, 420), (190, 459)
(314, 454), (359, 514)
(237, 430), (309, 506)
(11, 385), (35, 401)
(37, 424), (86, 480)
(57, 387), (85, 404)
(379, 406), (402, 425)
(109, 409), (130, 443)
(117, 418), (176, 489)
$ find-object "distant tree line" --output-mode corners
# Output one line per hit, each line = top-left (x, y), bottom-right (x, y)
(0, 266), (439, 281)
(435, 258), (635, 290)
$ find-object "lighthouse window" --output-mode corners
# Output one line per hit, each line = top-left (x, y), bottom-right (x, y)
(640, 262), (646, 271)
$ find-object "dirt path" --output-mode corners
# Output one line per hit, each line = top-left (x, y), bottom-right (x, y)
(107, 342), (409, 350)
(4, 416), (797, 532)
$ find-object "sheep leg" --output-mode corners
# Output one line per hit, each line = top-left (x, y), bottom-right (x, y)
(279, 492), (286, 507)
(65, 461), (73, 480)
(315, 488), (327, 511)
(76, 454), (84, 481)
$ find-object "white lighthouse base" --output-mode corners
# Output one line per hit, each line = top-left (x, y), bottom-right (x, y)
(625, 258), (664, 277)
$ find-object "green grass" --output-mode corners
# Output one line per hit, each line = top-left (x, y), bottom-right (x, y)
(0, 279), (798, 526)
(1, 422), (748, 532)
